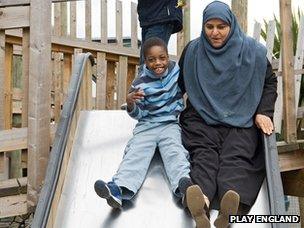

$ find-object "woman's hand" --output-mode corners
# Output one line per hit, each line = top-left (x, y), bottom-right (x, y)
(126, 89), (145, 112)
(255, 114), (274, 135)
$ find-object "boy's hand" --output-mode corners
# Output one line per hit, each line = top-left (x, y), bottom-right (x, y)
(126, 89), (145, 112)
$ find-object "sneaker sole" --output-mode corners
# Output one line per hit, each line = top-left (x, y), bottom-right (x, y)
(214, 190), (240, 228)
(186, 185), (210, 228)
(94, 183), (122, 209)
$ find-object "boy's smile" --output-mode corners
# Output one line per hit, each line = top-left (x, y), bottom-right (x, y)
(145, 46), (169, 76)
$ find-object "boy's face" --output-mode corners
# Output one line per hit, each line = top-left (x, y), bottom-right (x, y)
(145, 46), (169, 76)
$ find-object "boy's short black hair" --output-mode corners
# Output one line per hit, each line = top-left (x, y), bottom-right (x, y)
(142, 37), (168, 59)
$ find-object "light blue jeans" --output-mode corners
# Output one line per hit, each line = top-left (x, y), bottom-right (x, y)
(113, 122), (190, 200)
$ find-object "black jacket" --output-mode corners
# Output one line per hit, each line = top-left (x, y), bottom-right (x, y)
(137, 0), (183, 34)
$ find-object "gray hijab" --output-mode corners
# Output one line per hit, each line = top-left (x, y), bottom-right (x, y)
(183, 1), (267, 127)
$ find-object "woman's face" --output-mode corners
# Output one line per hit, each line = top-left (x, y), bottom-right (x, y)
(204, 18), (230, 48)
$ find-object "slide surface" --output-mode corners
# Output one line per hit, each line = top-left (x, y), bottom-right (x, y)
(54, 110), (271, 228)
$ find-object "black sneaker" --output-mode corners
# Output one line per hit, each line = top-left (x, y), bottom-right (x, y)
(94, 180), (122, 209)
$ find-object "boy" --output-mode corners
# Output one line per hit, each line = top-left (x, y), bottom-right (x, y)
(94, 37), (192, 209)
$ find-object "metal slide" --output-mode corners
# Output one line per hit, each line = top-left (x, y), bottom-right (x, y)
(32, 53), (286, 228)
(52, 110), (277, 228)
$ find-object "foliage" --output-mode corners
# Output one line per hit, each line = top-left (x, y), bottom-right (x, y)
(260, 8), (303, 59)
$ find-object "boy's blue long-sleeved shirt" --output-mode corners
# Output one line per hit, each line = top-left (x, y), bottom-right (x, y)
(127, 61), (183, 132)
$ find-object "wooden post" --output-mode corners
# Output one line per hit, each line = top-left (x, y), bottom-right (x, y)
(54, 3), (61, 36)
(22, 28), (30, 128)
(117, 56), (128, 108)
(0, 30), (5, 130)
(85, 0), (91, 41)
(100, 0), (107, 44)
(70, 1), (77, 38)
(0, 30), (9, 180)
(63, 53), (72, 101)
(127, 64), (136, 93)
(280, 0), (296, 143)
(116, 0), (123, 47)
(183, 2), (191, 47)
(28, 0), (52, 209)
(231, 0), (248, 33)
(106, 62), (116, 110)
(252, 22), (261, 41)
(131, 2), (138, 49)
(4, 43), (13, 130)
(53, 52), (62, 123)
(84, 60), (92, 110)
(177, 3), (190, 57)
(60, 2), (67, 36)
(96, 52), (107, 109)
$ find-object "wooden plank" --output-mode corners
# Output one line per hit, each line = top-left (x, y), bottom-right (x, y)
(4, 43), (13, 130)
(54, 3), (61, 36)
(10, 150), (22, 178)
(53, 52), (63, 123)
(47, 101), (78, 227)
(0, 125), (57, 152)
(0, 0), (80, 7)
(266, 20), (275, 61)
(52, 36), (139, 57)
(177, 31), (184, 58)
(69, 1), (77, 38)
(279, 150), (304, 171)
(127, 64), (136, 94)
(13, 45), (22, 56)
(84, 60), (92, 109)
(22, 27), (30, 127)
(252, 21), (261, 41)
(0, 30), (5, 130)
(63, 53), (72, 101)
(117, 56), (128, 108)
(294, 17), (304, 112)
(0, 152), (9, 180)
(5, 34), (141, 60)
(0, 177), (27, 197)
(0, 194), (27, 218)
(183, 1), (191, 48)
(116, 0), (122, 47)
(231, 0), (247, 33)
(0, 6), (29, 29)
(85, 0), (91, 41)
(100, 0), (107, 44)
(96, 52), (107, 109)
(27, 0), (52, 209)
(130, 2), (137, 49)
(177, 0), (191, 58)
(281, 169), (304, 197)
(280, 0), (296, 143)
(60, 2), (68, 36)
(106, 61), (116, 110)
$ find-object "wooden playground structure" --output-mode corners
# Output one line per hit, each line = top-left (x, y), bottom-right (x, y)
(0, 0), (304, 226)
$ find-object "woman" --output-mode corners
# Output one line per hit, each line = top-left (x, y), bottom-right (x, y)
(178, 1), (277, 228)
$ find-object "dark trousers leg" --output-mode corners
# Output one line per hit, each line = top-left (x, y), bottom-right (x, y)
(180, 113), (221, 202)
(217, 126), (265, 207)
